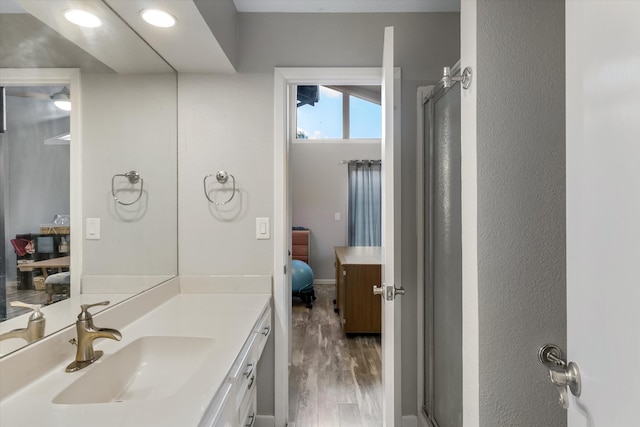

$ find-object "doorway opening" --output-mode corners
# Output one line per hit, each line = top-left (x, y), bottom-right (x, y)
(273, 65), (399, 426)
(1, 84), (71, 320)
(289, 83), (383, 425)
(0, 69), (81, 332)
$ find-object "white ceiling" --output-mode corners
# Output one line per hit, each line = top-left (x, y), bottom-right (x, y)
(233, 0), (460, 13)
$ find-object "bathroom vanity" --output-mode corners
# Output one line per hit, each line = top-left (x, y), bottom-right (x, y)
(0, 278), (272, 427)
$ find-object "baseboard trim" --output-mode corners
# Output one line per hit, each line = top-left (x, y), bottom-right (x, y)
(402, 415), (419, 427)
(255, 414), (275, 427)
(313, 279), (335, 285)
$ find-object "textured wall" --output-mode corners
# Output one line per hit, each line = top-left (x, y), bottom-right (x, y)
(476, 0), (566, 425)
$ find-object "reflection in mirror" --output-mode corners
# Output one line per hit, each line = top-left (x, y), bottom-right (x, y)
(1, 85), (71, 320)
(0, 1), (177, 357)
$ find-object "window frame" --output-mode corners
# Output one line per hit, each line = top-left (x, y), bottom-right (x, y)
(291, 84), (382, 143)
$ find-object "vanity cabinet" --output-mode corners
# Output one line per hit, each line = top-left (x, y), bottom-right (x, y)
(200, 305), (271, 427)
(334, 246), (381, 334)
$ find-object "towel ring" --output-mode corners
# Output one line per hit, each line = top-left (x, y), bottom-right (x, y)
(203, 171), (236, 205)
(112, 170), (144, 206)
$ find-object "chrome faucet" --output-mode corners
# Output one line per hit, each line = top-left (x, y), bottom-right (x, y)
(65, 301), (122, 373)
(0, 302), (46, 343)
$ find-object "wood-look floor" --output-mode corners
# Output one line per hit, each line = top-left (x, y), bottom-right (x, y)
(3, 282), (66, 319)
(289, 283), (382, 427)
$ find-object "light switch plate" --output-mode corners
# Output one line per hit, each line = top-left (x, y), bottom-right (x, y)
(256, 217), (270, 240)
(86, 218), (100, 240)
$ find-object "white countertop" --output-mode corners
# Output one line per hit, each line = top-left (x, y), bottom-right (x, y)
(334, 246), (382, 265)
(0, 293), (133, 357)
(0, 292), (271, 427)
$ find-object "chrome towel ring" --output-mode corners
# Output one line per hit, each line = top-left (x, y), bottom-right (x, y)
(203, 170), (236, 205)
(112, 170), (144, 205)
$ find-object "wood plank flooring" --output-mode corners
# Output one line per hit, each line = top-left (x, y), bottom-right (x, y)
(3, 281), (66, 319)
(289, 283), (382, 427)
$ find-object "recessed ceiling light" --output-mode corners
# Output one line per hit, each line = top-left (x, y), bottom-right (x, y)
(64, 9), (101, 28)
(140, 9), (176, 28)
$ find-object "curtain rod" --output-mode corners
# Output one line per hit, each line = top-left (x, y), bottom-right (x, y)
(339, 159), (382, 165)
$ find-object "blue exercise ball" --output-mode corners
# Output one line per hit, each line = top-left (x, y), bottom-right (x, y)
(291, 260), (314, 292)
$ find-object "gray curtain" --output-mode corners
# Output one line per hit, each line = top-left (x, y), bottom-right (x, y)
(347, 160), (381, 246)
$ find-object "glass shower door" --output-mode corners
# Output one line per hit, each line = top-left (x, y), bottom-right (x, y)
(423, 81), (462, 427)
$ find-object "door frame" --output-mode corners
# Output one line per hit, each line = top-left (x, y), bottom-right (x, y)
(0, 68), (82, 296)
(273, 67), (398, 426)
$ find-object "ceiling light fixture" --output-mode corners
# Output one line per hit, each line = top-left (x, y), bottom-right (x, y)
(140, 9), (176, 28)
(51, 88), (71, 111)
(64, 9), (102, 28)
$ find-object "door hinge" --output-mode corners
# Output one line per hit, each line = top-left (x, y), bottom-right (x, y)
(284, 265), (287, 274)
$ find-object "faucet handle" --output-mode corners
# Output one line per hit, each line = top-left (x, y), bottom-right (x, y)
(78, 301), (110, 320)
(10, 301), (44, 320)
(10, 301), (42, 311)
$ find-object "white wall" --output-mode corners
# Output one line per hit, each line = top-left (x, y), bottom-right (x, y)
(290, 142), (381, 280)
(81, 73), (177, 280)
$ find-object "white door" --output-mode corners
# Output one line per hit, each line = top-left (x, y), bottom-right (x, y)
(566, 1), (640, 425)
(380, 26), (402, 426)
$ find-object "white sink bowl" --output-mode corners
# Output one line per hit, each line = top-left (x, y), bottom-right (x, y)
(53, 336), (217, 404)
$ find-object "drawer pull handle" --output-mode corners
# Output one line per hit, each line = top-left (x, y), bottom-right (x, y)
(262, 325), (271, 336)
(248, 374), (255, 390)
(246, 412), (256, 427)
(244, 363), (254, 378)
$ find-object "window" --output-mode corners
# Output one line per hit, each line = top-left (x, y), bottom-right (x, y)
(295, 85), (381, 141)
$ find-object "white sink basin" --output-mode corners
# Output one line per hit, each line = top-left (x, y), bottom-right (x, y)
(53, 336), (217, 404)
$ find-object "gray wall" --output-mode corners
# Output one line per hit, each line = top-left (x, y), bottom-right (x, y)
(2, 92), (70, 282)
(290, 142), (381, 280)
(195, 0), (239, 70)
(82, 74), (178, 278)
(179, 11), (460, 418)
(476, 1), (566, 425)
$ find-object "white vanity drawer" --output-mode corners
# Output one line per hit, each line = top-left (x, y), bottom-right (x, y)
(229, 333), (257, 405)
(238, 385), (257, 427)
(253, 306), (271, 356)
(200, 305), (271, 427)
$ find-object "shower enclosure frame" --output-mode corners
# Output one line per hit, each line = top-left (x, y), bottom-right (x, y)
(416, 60), (464, 427)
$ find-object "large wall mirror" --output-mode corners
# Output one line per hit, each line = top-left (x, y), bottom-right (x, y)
(0, 0), (177, 356)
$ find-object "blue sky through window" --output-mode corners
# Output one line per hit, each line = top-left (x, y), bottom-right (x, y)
(350, 95), (382, 138)
(296, 86), (381, 139)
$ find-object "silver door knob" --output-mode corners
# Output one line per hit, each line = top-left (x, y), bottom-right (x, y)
(373, 285), (384, 296)
(538, 344), (582, 409)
